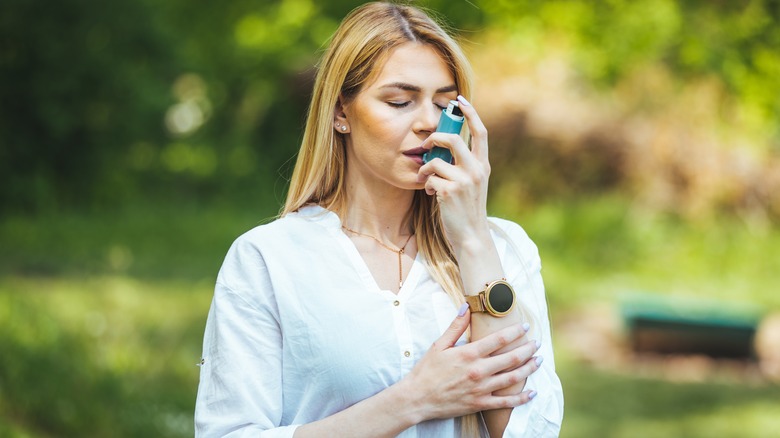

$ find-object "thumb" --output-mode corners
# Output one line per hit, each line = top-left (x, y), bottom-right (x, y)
(433, 303), (470, 351)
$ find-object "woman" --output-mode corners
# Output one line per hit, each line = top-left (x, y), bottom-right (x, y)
(194, 2), (563, 437)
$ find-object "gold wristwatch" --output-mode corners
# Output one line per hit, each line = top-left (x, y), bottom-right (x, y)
(465, 279), (516, 317)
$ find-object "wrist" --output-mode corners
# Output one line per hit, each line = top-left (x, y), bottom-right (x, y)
(452, 230), (505, 298)
(451, 226), (493, 262)
(390, 375), (429, 426)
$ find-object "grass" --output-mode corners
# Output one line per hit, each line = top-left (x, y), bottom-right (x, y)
(1, 194), (779, 437)
(0, 197), (281, 280)
(0, 275), (212, 437)
(0, 199), (271, 437)
(559, 364), (780, 438)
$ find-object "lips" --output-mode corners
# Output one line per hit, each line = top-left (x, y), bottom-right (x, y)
(403, 147), (427, 165)
(403, 147), (427, 156)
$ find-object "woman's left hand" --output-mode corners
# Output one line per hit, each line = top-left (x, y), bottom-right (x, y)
(417, 95), (491, 249)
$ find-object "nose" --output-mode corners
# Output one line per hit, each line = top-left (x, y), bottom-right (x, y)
(413, 102), (440, 134)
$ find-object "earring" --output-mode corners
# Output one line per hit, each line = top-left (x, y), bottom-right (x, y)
(341, 125), (347, 132)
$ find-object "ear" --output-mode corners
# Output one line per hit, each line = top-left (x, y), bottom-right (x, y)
(333, 95), (350, 134)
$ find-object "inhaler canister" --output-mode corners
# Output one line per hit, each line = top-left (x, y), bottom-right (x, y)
(422, 100), (464, 164)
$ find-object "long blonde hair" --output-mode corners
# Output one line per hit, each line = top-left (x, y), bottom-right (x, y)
(282, 2), (473, 308)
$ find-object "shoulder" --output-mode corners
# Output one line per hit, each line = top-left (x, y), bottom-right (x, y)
(232, 205), (337, 251)
(487, 216), (543, 279)
(487, 216), (541, 262)
(216, 206), (337, 292)
(487, 216), (530, 240)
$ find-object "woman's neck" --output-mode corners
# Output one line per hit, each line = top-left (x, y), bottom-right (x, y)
(340, 183), (415, 243)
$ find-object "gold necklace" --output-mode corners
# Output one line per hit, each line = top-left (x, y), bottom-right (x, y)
(342, 225), (415, 291)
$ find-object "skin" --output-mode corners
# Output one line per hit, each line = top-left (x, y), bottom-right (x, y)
(294, 42), (541, 438)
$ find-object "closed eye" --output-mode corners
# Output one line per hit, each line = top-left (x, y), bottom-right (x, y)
(387, 101), (449, 110)
(388, 101), (411, 108)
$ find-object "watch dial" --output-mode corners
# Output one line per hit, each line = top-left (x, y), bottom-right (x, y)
(489, 283), (514, 313)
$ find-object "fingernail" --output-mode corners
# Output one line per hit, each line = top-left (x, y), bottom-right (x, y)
(522, 322), (530, 332)
(457, 303), (469, 317)
(528, 390), (538, 400)
(457, 95), (471, 106)
(535, 356), (544, 367)
(535, 339), (541, 350)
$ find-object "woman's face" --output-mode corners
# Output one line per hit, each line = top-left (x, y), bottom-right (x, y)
(340, 42), (458, 192)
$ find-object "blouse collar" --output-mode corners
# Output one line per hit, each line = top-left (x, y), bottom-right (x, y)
(294, 204), (342, 230)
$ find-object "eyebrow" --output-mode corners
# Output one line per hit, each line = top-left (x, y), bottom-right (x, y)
(379, 82), (458, 94)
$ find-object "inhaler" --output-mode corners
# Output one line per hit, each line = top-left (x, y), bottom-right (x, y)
(422, 100), (464, 165)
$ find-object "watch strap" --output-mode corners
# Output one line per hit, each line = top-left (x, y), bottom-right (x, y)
(465, 293), (486, 313)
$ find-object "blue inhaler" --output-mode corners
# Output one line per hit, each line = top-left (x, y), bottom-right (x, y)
(422, 100), (464, 164)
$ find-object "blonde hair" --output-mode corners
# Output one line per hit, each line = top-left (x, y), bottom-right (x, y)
(282, 1), (473, 309)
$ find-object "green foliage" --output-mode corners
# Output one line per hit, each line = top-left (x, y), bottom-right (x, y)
(3, 0), (777, 214)
(482, 0), (780, 146)
(0, 0), (487, 214)
(0, 0), (176, 212)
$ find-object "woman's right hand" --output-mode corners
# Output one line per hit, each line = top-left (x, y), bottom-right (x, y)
(400, 306), (541, 422)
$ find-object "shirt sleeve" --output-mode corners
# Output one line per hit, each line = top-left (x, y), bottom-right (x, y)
(491, 220), (564, 437)
(194, 235), (300, 438)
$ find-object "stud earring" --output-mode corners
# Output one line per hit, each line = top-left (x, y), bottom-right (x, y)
(341, 125), (347, 132)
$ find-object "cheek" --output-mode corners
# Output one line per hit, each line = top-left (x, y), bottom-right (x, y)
(359, 111), (407, 145)
(370, 122), (403, 145)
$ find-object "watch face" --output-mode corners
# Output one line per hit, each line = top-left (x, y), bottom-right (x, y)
(488, 282), (514, 314)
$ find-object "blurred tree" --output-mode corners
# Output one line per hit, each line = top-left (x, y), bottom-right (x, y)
(0, 0), (176, 213)
(482, 0), (780, 148)
(477, 0), (780, 219)
(0, 0), (486, 214)
(3, 0), (775, 215)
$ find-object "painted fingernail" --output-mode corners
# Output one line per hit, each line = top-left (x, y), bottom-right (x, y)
(535, 356), (544, 367)
(528, 390), (538, 400)
(535, 339), (541, 350)
(457, 95), (471, 106)
(458, 303), (469, 317)
(522, 322), (530, 332)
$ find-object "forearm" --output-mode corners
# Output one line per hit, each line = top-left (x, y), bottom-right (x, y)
(293, 378), (423, 438)
(454, 226), (528, 437)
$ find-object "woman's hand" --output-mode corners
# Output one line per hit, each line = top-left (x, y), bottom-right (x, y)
(417, 96), (536, 437)
(400, 306), (541, 423)
(417, 95), (491, 249)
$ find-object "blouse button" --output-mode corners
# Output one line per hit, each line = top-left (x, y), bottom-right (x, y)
(393, 300), (400, 306)
(403, 350), (411, 357)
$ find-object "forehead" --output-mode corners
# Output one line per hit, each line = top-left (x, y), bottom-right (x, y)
(367, 42), (455, 91)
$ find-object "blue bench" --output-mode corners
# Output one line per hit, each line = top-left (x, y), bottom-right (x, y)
(621, 293), (762, 359)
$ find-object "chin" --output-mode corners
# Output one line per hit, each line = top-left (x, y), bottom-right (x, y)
(397, 175), (426, 191)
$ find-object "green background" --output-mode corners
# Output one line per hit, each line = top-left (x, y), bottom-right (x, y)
(1, 0), (779, 436)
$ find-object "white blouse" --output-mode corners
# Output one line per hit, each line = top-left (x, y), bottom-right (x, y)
(194, 205), (563, 437)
